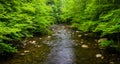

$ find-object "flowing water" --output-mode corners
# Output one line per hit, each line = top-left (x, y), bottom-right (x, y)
(0, 25), (120, 64)
(45, 25), (74, 64)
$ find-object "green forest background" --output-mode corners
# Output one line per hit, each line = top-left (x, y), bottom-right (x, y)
(0, 0), (120, 55)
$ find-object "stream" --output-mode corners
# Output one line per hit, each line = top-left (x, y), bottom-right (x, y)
(0, 25), (120, 64)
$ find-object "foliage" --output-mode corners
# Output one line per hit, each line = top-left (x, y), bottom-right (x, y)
(0, 0), (54, 55)
(99, 40), (114, 48)
(62, 0), (120, 51)
(0, 0), (120, 55)
(70, 0), (120, 35)
(0, 43), (17, 54)
(59, 0), (75, 23)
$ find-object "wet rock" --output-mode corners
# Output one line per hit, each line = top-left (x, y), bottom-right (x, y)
(32, 41), (36, 43)
(62, 26), (65, 28)
(23, 43), (27, 46)
(117, 58), (120, 60)
(78, 35), (82, 37)
(37, 45), (41, 48)
(110, 62), (114, 64)
(22, 40), (27, 44)
(95, 39), (98, 42)
(81, 44), (89, 48)
(98, 38), (107, 43)
(76, 40), (78, 42)
(78, 43), (81, 45)
(84, 34), (88, 36)
(24, 50), (30, 53)
(81, 39), (84, 41)
(101, 56), (104, 59)
(96, 54), (103, 58)
(20, 53), (26, 56)
(29, 41), (36, 44)
(72, 40), (75, 42)
(48, 36), (51, 38)
(75, 31), (79, 33)
(35, 45), (41, 48)
(39, 38), (42, 40)
(58, 31), (61, 34)
(29, 41), (32, 43)
(95, 44), (97, 46)
(52, 34), (56, 36)
(52, 29), (55, 31)
(74, 43), (78, 46)
(63, 30), (66, 32)
(72, 32), (74, 34)
(80, 42), (84, 44)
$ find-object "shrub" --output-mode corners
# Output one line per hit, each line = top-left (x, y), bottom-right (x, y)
(0, 43), (18, 55)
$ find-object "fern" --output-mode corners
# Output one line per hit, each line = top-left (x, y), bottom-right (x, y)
(99, 40), (114, 48)
(0, 43), (18, 54)
(0, 0), (54, 55)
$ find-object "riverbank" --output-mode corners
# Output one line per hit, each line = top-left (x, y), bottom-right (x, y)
(0, 25), (120, 64)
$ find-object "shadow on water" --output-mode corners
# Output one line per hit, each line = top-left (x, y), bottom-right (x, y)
(0, 25), (120, 64)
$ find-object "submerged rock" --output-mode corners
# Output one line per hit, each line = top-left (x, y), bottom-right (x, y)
(72, 32), (74, 34)
(81, 44), (89, 48)
(58, 31), (61, 34)
(20, 53), (26, 56)
(52, 29), (55, 31)
(39, 38), (42, 40)
(48, 36), (51, 38)
(52, 34), (57, 36)
(81, 39), (84, 41)
(78, 35), (82, 37)
(101, 56), (104, 59)
(24, 50), (30, 53)
(62, 26), (65, 29)
(72, 40), (75, 42)
(96, 54), (103, 58)
(80, 42), (84, 44)
(37, 45), (41, 48)
(29, 41), (36, 44)
(110, 62), (114, 64)
(74, 43), (78, 46)
(84, 34), (88, 36)
(75, 31), (79, 33)
(35, 45), (41, 48)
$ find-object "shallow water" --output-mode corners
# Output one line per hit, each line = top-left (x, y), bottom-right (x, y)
(0, 25), (120, 64)
(45, 25), (74, 64)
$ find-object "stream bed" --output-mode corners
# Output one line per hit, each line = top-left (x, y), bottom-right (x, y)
(0, 25), (120, 64)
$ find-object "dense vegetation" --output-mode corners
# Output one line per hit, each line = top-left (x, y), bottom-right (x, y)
(0, 0), (120, 55)
(0, 0), (54, 55)
(61, 0), (120, 52)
